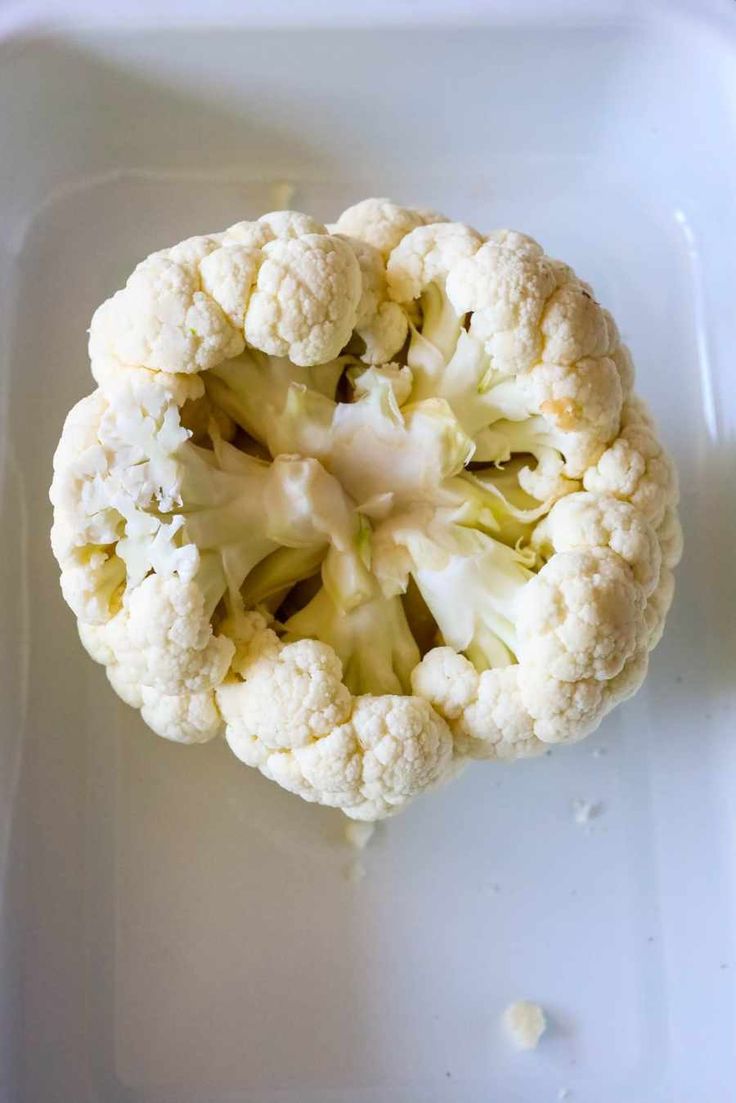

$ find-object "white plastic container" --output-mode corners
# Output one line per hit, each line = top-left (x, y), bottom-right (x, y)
(1, 3), (735, 1100)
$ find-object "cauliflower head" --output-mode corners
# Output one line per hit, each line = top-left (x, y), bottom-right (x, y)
(51, 199), (681, 818)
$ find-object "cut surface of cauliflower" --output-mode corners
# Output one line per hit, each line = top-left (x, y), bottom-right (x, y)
(51, 199), (681, 819)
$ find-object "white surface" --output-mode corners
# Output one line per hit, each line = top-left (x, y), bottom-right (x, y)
(1, 6), (735, 1102)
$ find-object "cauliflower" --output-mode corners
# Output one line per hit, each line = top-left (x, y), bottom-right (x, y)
(503, 1001), (547, 1050)
(51, 200), (681, 819)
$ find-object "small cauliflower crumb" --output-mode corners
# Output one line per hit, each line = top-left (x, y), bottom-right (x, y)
(344, 820), (376, 849)
(503, 1000), (547, 1050)
(345, 859), (366, 884)
(558, 1089), (572, 1102)
(572, 798), (603, 824)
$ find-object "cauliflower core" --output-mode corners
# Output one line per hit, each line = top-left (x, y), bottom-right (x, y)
(50, 199), (681, 819)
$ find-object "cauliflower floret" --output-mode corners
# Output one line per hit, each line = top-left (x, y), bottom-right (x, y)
(333, 197), (445, 259)
(106, 661), (145, 708)
(78, 620), (116, 667)
(533, 491), (662, 595)
(50, 391), (125, 547)
(516, 549), (646, 682)
(516, 665), (608, 743)
(453, 665), (542, 760)
(461, 354), (623, 493)
(540, 282), (618, 364)
(517, 355), (623, 474)
(218, 637), (352, 752)
(335, 234), (409, 364)
(268, 695), (453, 821)
(89, 236), (244, 374)
(104, 574), (235, 695)
(243, 234), (362, 365)
(198, 244), (262, 329)
(91, 361), (206, 404)
(386, 222), (483, 304)
(446, 232), (563, 373)
(583, 398), (678, 525)
(89, 214), (364, 379)
(218, 629), (452, 821)
(102, 656), (222, 744)
(341, 695), (452, 818)
(410, 646), (479, 720)
(59, 547), (126, 624)
(258, 210), (327, 239)
(412, 644), (651, 757)
(140, 686), (222, 744)
(503, 1001), (547, 1050)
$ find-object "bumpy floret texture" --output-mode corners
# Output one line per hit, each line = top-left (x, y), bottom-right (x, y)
(51, 199), (680, 818)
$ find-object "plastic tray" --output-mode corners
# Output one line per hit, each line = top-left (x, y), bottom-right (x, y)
(1, 4), (735, 1101)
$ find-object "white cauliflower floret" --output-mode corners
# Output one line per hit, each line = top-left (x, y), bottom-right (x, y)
(386, 222), (483, 304)
(410, 646), (479, 720)
(140, 686), (222, 744)
(258, 210), (327, 239)
(106, 661), (144, 708)
(412, 645), (648, 757)
(333, 197), (445, 259)
(453, 665), (542, 760)
(446, 232), (562, 373)
(89, 236), (244, 374)
(218, 637), (352, 752)
(514, 355), (623, 474)
(540, 282), (618, 364)
(58, 547), (126, 624)
(517, 549), (646, 682)
(503, 1001), (547, 1051)
(78, 620), (116, 667)
(50, 391), (125, 547)
(243, 234), (362, 366)
(583, 398), (678, 525)
(102, 655), (222, 744)
(198, 244), (262, 329)
(266, 696), (452, 821)
(533, 491), (661, 595)
(516, 665), (609, 744)
(336, 235), (409, 364)
(218, 631), (453, 820)
(104, 574), (235, 695)
(89, 213), (366, 380)
(91, 361), (206, 404)
(339, 695), (452, 818)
